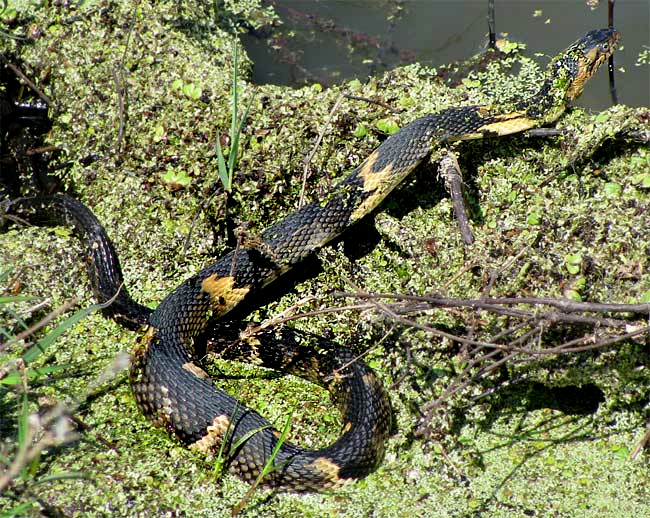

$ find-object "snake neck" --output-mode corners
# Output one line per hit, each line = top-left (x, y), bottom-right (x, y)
(516, 80), (566, 125)
(515, 55), (580, 126)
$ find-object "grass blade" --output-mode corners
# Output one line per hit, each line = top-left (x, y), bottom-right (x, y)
(1, 364), (71, 386)
(22, 303), (100, 365)
(227, 94), (254, 179)
(34, 471), (88, 485)
(232, 410), (294, 515)
(17, 390), (29, 481)
(215, 133), (230, 192)
(0, 501), (37, 517)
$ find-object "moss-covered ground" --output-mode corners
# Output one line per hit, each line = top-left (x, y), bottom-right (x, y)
(1, 1), (649, 516)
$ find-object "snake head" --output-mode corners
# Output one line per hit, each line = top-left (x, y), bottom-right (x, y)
(550, 27), (620, 101)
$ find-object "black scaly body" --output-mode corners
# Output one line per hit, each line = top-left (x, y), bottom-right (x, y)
(2, 29), (618, 490)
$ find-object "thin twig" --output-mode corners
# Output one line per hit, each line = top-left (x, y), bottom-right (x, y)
(113, 0), (140, 156)
(631, 424), (650, 460)
(331, 291), (650, 316)
(25, 145), (60, 156)
(2, 60), (52, 106)
(0, 297), (79, 352)
(344, 94), (400, 113)
(299, 92), (346, 208)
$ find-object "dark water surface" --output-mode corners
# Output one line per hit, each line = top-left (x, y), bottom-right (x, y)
(242, 0), (649, 110)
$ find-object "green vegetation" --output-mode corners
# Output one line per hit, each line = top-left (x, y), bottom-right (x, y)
(0, 1), (648, 517)
(0, 273), (105, 514)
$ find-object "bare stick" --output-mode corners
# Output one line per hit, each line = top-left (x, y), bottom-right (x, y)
(2, 60), (52, 106)
(345, 94), (400, 113)
(331, 291), (650, 317)
(299, 92), (346, 207)
(631, 425), (650, 460)
(439, 150), (474, 245)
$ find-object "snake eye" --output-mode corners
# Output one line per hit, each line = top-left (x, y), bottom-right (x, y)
(600, 42), (610, 53)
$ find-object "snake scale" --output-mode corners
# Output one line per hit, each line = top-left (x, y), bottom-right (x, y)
(3, 28), (618, 490)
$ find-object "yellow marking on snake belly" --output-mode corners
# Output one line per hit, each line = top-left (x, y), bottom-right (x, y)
(201, 275), (250, 315)
(362, 372), (376, 386)
(307, 457), (351, 487)
(182, 362), (210, 380)
(159, 385), (173, 416)
(464, 111), (537, 138)
(480, 116), (537, 136)
(190, 414), (232, 455)
(349, 150), (398, 222)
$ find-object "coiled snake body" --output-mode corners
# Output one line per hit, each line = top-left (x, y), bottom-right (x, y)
(3, 28), (618, 490)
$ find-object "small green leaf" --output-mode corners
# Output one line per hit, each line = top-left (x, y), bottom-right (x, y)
(594, 112), (611, 123)
(161, 170), (192, 188)
(611, 444), (629, 460)
(565, 289), (582, 301)
(572, 276), (587, 291)
(497, 39), (523, 54)
(640, 291), (650, 303)
(152, 124), (165, 143)
(182, 83), (202, 100)
(630, 173), (650, 188)
(526, 212), (541, 225)
(375, 118), (400, 135)
(53, 227), (72, 238)
(347, 78), (362, 91)
(565, 253), (582, 275)
(461, 78), (481, 88)
(564, 276), (586, 301)
(353, 124), (368, 138)
(603, 182), (621, 197)
(171, 78), (183, 91)
(0, 7), (18, 22)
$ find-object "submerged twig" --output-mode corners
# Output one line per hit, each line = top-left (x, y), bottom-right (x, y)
(607, 0), (619, 104)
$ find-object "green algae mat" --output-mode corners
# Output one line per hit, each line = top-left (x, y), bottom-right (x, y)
(1, 2), (649, 516)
